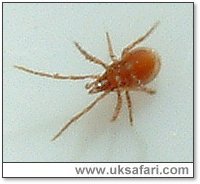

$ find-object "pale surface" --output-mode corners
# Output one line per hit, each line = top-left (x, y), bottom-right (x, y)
(3, 3), (193, 162)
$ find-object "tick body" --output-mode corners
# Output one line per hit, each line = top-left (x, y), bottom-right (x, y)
(90, 48), (160, 93)
(15, 22), (161, 141)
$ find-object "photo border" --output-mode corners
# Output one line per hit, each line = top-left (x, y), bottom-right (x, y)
(2, 1), (195, 178)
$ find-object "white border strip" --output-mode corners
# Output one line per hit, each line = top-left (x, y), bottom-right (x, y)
(3, 163), (193, 178)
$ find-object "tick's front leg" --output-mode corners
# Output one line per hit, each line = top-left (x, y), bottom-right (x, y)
(52, 91), (109, 141)
(14, 65), (99, 80)
(74, 42), (108, 69)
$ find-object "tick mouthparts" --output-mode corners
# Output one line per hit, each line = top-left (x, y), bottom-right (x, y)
(85, 83), (92, 89)
(85, 80), (97, 90)
(88, 87), (99, 94)
(85, 81), (98, 94)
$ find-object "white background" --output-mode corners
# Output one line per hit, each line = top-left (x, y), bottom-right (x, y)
(3, 2), (193, 164)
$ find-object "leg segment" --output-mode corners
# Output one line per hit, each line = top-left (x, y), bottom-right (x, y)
(111, 90), (122, 121)
(137, 85), (156, 95)
(106, 32), (117, 62)
(52, 91), (109, 141)
(74, 42), (108, 69)
(122, 21), (160, 57)
(14, 65), (99, 80)
(125, 91), (133, 125)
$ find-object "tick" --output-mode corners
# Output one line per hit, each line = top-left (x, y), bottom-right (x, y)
(15, 22), (161, 141)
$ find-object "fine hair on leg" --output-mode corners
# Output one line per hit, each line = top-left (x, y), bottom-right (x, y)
(125, 91), (133, 125)
(111, 90), (122, 121)
(74, 42), (108, 69)
(52, 91), (109, 141)
(122, 21), (160, 57)
(14, 65), (99, 80)
(106, 32), (117, 62)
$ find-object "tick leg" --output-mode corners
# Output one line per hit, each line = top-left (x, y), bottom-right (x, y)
(14, 65), (99, 80)
(52, 91), (109, 141)
(137, 85), (156, 95)
(106, 32), (117, 62)
(121, 21), (160, 57)
(125, 91), (133, 125)
(74, 42), (108, 69)
(111, 90), (122, 121)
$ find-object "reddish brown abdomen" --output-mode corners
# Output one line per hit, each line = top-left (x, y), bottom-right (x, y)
(104, 48), (160, 91)
(123, 48), (160, 83)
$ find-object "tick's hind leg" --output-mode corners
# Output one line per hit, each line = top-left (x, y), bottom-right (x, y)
(106, 32), (117, 62)
(74, 42), (108, 69)
(14, 65), (99, 80)
(52, 91), (109, 141)
(111, 90), (122, 121)
(125, 91), (133, 125)
(121, 21), (160, 57)
(137, 85), (156, 95)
